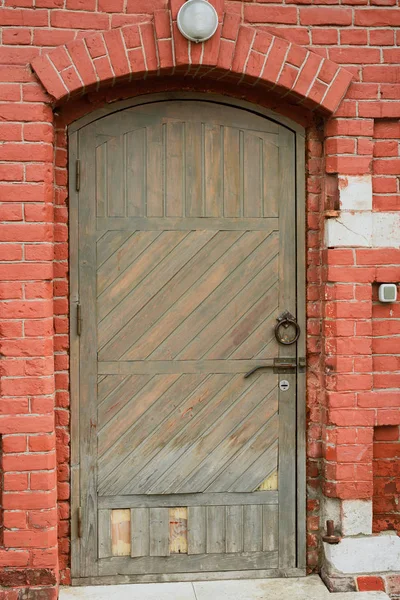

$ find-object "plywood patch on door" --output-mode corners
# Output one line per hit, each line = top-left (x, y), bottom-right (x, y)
(257, 470), (278, 491)
(111, 509), (131, 556)
(169, 507), (188, 554)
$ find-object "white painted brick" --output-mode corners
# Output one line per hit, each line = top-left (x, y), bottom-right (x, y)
(341, 500), (372, 536)
(372, 213), (400, 248)
(325, 212), (372, 248)
(339, 175), (373, 212)
(324, 532), (400, 574)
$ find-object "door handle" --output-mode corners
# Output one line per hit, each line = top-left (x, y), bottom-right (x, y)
(244, 358), (298, 378)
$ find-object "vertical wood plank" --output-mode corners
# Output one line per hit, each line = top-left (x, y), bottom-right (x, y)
(69, 130), (81, 578)
(296, 131), (307, 570)
(225, 505), (243, 554)
(131, 507), (150, 558)
(185, 121), (203, 217)
(243, 133), (262, 217)
(262, 136), (279, 217)
(149, 508), (170, 557)
(111, 509), (131, 556)
(79, 125), (99, 577)
(107, 136), (125, 217)
(96, 142), (107, 218)
(98, 509), (112, 559)
(205, 124), (223, 217)
(126, 128), (146, 217)
(223, 127), (241, 217)
(263, 504), (279, 552)
(243, 505), (263, 552)
(146, 124), (164, 217)
(278, 126), (297, 569)
(206, 506), (225, 554)
(169, 507), (188, 554)
(187, 506), (206, 555)
(165, 121), (184, 217)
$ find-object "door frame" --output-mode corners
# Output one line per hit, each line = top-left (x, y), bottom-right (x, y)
(68, 92), (306, 585)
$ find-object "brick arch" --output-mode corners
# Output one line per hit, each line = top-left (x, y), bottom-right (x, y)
(31, 7), (352, 115)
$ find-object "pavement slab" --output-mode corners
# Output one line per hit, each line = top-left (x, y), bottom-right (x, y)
(60, 575), (390, 600)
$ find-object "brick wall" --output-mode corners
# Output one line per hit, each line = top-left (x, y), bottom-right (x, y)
(373, 425), (400, 536)
(0, 0), (399, 597)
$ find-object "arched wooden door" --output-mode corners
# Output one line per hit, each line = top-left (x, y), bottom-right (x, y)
(70, 98), (305, 584)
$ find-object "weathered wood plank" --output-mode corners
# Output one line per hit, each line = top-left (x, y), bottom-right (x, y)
(131, 508), (150, 558)
(98, 360), (276, 375)
(98, 510), (112, 559)
(98, 492), (279, 509)
(98, 551), (279, 576)
(263, 505), (279, 552)
(206, 506), (225, 554)
(96, 142), (107, 218)
(205, 124), (223, 217)
(149, 508), (170, 557)
(223, 127), (241, 217)
(96, 217), (278, 231)
(225, 505), (243, 554)
(107, 136), (125, 217)
(126, 128), (146, 217)
(185, 121), (203, 217)
(187, 506), (206, 555)
(166, 121), (184, 217)
(243, 505), (263, 553)
(146, 123), (164, 217)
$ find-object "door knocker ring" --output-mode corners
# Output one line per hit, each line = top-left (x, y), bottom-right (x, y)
(274, 311), (300, 345)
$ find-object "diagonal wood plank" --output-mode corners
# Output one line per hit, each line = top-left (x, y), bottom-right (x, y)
(98, 230), (215, 352)
(124, 231), (274, 361)
(97, 231), (132, 267)
(206, 414), (279, 493)
(98, 375), (152, 429)
(98, 231), (188, 330)
(98, 374), (218, 493)
(175, 388), (279, 493)
(205, 281), (279, 360)
(229, 440), (279, 493)
(116, 374), (254, 496)
(150, 239), (278, 361)
(98, 374), (180, 457)
(97, 231), (160, 297)
(123, 374), (264, 496)
(150, 375), (277, 494)
(101, 231), (238, 361)
(177, 265), (278, 360)
(97, 374), (126, 404)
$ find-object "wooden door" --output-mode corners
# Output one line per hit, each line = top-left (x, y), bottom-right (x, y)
(72, 99), (303, 583)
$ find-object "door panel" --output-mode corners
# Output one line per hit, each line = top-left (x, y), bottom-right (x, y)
(75, 100), (298, 581)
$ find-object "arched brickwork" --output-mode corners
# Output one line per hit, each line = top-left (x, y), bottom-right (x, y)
(31, 6), (353, 115)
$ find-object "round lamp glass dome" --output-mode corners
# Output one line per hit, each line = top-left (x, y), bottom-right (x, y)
(177, 0), (219, 43)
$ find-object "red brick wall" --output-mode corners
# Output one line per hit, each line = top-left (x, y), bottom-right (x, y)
(0, 0), (399, 597)
(373, 425), (400, 536)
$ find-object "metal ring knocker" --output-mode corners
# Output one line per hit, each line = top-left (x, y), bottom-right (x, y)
(274, 311), (300, 345)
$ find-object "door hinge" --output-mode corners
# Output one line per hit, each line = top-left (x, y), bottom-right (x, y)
(77, 507), (82, 539)
(77, 303), (82, 336)
(75, 159), (81, 192)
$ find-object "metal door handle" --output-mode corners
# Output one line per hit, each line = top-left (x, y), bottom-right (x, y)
(244, 358), (297, 378)
(275, 311), (300, 345)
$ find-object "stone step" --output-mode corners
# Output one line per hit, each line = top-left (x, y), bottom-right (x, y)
(59, 575), (390, 600)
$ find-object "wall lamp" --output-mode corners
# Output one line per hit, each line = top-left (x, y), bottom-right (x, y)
(177, 0), (219, 43)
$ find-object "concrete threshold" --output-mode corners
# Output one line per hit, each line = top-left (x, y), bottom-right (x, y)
(60, 575), (390, 599)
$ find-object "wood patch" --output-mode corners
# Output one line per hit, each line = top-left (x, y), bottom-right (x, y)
(111, 509), (131, 556)
(169, 507), (188, 554)
(257, 470), (278, 491)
